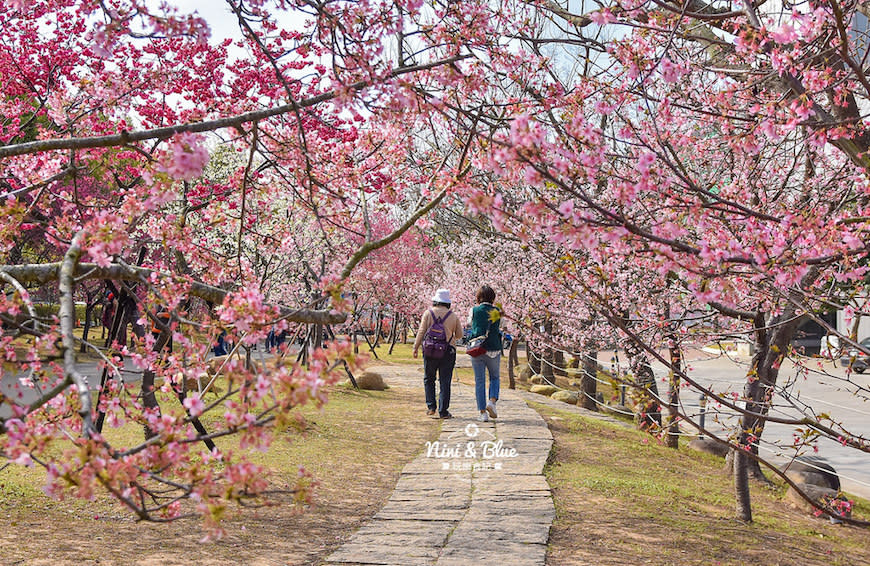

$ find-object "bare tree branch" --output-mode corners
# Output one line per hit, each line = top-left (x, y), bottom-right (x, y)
(0, 55), (471, 159)
(58, 231), (96, 437)
(340, 188), (448, 280)
(0, 262), (347, 325)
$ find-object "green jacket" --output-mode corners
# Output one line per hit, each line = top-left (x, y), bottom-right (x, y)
(470, 303), (501, 351)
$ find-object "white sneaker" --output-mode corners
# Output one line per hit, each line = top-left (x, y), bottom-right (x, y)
(486, 400), (497, 419)
(478, 412), (489, 422)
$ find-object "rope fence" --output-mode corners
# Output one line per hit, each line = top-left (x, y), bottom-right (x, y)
(522, 341), (870, 484)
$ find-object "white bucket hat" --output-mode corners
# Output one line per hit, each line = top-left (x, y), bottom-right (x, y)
(431, 288), (451, 304)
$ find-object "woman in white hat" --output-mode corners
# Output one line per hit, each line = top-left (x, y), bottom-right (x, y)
(413, 288), (463, 418)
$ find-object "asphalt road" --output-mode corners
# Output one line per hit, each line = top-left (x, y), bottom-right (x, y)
(0, 360), (140, 420)
(0, 346), (279, 420)
(600, 348), (870, 500)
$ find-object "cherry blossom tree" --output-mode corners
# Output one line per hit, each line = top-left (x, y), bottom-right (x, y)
(4, 0), (870, 533)
(439, 0), (870, 523)
(0, 0), (491, 533)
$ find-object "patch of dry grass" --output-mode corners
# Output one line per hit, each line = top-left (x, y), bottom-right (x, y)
(0, 381), (439, 565)
(536, 403), (870, 566)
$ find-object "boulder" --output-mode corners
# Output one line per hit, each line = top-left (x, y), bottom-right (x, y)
(780, 457), (840, 491)
(687, 436), (729, 458)
(784, 483), (841, 515)
(175, 371), (222, 396)
(518, 364), (534, 382)
(206, 354), (236, 375)
(529, 374), (545, 385)
(530, 384), (559, 396)
(551, 390), (579, 404)
(356, 371), (387, 391)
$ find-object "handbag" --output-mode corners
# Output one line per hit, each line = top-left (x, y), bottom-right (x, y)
(467, 305), (500, 357)
(466, 336), (487, 357)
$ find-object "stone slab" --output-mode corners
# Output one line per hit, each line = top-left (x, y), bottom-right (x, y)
(326, 367), (555, 566)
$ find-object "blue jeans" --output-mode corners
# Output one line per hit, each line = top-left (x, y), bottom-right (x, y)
(471, 352), (500, 411)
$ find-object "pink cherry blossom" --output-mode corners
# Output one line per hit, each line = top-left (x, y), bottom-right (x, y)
(160, 133), (210, 181)
(183, 394), (206, 417)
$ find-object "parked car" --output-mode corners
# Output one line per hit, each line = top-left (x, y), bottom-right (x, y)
(839, 337), (870, 373)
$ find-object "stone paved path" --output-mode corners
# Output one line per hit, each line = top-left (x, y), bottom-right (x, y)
(325, 365), (555, 566)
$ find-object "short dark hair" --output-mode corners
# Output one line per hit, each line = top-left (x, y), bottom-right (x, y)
(476, 285), (495, 304)
(433, 301), (451, 308)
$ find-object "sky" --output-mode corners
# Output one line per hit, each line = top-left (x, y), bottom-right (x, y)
(170, 0), (308, 48)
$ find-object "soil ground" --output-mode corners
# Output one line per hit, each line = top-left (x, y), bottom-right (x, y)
(1, 365), (439, 566)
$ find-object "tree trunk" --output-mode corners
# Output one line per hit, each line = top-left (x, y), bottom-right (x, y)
(118, 302), (162, 440)
(541, 344), (555, 384)
(568, 352), (579, 370)
(95, 289), (128, 433)
(529, 341), (541, 374)
(388, 314), (400, 355)
(729, 309), (804, 521)
(554, 349), (566, 377)
(734, 448), (753, 522)
(297, 325), (312, 365)
(387, 312), (397, 343)
(100, 303), (107, 340)
(79, 302), (95, 353)
(626, 342), (661, 431)
(739, 310), (804, 480)
(314, 322), (323, 350)
(359, 324), (380, 360)
(372, 309), (383, 347)
(580, 348), (598, 410)
(664, 340), (682, 449)
(507, 337), (519, 389)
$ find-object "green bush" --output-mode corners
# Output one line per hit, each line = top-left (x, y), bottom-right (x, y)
(30, 303), (91, 324)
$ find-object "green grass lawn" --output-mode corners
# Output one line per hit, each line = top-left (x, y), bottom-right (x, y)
(370, 344), (870, 564)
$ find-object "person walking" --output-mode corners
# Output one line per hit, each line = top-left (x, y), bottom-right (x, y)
(213, 329), (229, 357)
(266, 326), (276, 352)
(469, 285), (502, 422)
(413, 289), (463, 419)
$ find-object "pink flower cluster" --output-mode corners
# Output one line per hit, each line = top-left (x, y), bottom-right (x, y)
(160, 133), (210, 181)
(216, 284), (277, 335)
